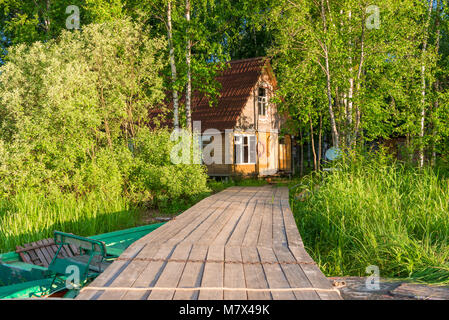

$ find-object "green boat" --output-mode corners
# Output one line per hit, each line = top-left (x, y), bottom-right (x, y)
(0, 223), (164, 299)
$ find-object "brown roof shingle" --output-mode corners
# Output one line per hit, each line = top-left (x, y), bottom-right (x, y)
(150, 57), (271, 132)
(192, 57), (268, 132)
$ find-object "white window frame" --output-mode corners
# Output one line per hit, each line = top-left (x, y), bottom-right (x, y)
(234, 134), (257, 165)
(258, 87), (268, 117)
(200, 134), (214, 164)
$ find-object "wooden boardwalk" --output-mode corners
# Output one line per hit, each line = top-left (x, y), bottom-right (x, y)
(76, 186), (341, 300)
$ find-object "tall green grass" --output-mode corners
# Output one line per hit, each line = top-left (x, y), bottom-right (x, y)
(292, 156), (449, 284)
(0, 191), (141, 253)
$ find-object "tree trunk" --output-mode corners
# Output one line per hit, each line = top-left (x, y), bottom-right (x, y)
(432, 0), (441, 167)
(347, 10), (354, 147)
(185, 0), (192, 131)
(419, 0), (433, 167)
(353, 9), (366, 147)
(320, 0), (339, 148)
(310, 118), (317, 171)
(299, 127), (304, 177)
(318, 114), (322, 171)
(167, 0), (180, 130)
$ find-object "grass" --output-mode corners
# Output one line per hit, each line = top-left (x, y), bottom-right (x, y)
(0, 177), (268, 254)
(0, 191), (142, 253)
(291, 155), (449, 284)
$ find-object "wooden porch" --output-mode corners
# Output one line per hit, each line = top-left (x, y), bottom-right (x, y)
(76, 186), (341, 300)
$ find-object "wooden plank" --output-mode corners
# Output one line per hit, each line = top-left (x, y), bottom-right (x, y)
(174, 244), (208, 300)
(16, 246), (32, 264)
(148, 244), (192, 300)
(289, 246), (341, 300)
(42, 239), (57, 261)
(223, 246), (247, 300)
(197, 202), (244, 245)
(226, 201), (257, 247)
(273, 246), (320, 300)
(131, 200), (214, 246)
(198, 245), (224, 300)
(121, 245), (174, 300)
(242, 200), (265, 247)
(37, 240), (54, 266)
(170, 201), (230, 245)
(75, 243), (147, 300)
(257, 200), (273, 248)
(23, 244), (40, 265)
(257, 246), (296, 300)
(185, 201), (231, 243)
(68, 244), (79, 256)
(211, 202), (248, 246)
(271, 202), (288, 248)
(280, 199), (303, 247)
(241, 246), (271, 300)
(27, 242), (49, 267)
(96, 244), (162, 300)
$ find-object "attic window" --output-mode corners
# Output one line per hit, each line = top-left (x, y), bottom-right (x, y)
(258, 87), (267, 117)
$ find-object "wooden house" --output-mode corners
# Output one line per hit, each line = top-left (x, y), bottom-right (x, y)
(192, 57), (292, 177)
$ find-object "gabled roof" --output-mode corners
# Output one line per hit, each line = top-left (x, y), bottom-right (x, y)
(193, 57), (272, 132)
(149, 57), (274, 132)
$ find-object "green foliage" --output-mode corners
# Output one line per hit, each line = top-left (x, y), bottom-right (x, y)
(292, 153), (449, 283)
(0, 19), (210, 251)
(270, 0), (449, 162)
(129, 128), (210, 207)
(0, 19), (166, 197)
(0, 0), (126, 50)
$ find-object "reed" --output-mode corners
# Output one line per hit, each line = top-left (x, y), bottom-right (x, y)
(0, 191), (141, 253)
(292, 157), (449, 284)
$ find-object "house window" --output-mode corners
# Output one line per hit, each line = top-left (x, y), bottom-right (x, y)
(201, 135), (214, 163)
(234, 134), (256, 164)
(258, 87), (267, 117)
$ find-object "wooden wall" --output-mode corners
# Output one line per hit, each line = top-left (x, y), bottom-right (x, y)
(203, 63), (291, 177)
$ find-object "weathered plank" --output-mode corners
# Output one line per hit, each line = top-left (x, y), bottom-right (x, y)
(75, 243), (147, 300)
(273, 246), (320, 300)
(173, 244), (208, 300)
(223, 246), (247, 300)
(97, 244), (162, 300)
(226, 201), (257, 246)
(257, 200), (273, 248)
(148, 244), (192, 300)
(242, 200), (265, 247)
(198, 245), (224, 300)
(241, 246), (271, 300)
(121, 245), (174, 300)
(257, 246), (296, 300)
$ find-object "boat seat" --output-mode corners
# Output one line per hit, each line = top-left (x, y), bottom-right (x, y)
(65, 255), (112, 273)
(48, 231), (110, 286)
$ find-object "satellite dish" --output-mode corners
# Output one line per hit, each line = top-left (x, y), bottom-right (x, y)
(325, 147), (342, 161)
